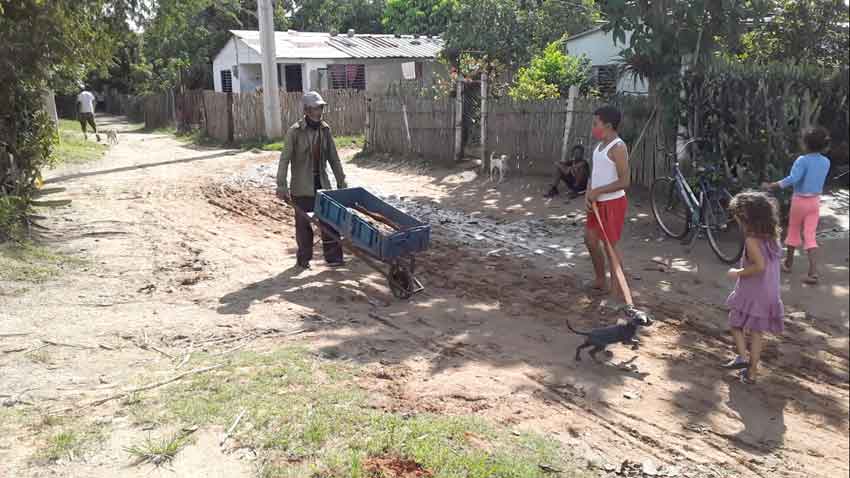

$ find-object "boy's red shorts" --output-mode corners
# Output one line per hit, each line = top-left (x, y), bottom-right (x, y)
(586, 196), (628, 243)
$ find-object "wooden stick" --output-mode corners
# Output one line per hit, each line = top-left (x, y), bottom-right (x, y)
(175, 343), (193, 370)
(0, 333), (31, 338)
(212, 338), (254, 357)
(86, 364), (224, 408)
(140, 343), (175, 360)
(591, 203), (633, 306)
(41, 339), (96, 350)
(353, 203), (402, 230)
(220, 408), (247, 446)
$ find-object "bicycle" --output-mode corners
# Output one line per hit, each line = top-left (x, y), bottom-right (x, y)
(650, 138), (745, 264)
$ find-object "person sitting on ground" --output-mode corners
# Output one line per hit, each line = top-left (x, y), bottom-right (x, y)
(544, 144), (589, 199)
(762, 126), (831, 285)
(77, 85), (100, 142)
(276, 91), (348, 269)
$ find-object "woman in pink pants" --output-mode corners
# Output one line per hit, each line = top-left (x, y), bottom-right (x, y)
(764, 127), (831, 284)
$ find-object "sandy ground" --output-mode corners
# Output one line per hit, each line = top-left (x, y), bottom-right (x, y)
(1, 116), (847, 478)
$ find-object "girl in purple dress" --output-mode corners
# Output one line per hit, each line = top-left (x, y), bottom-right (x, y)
(722, 192), (785, 384)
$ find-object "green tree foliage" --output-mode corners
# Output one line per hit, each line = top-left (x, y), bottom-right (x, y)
(509, 40), (591, 100)
(735, 0), (850, 68)
(599, 0), (774, 86)
(288, 0), (386, 33)
(382, 0), (457, 35)
(0, 0), (139, 239)
(139, 0), (290, 92)
(442, 0), (596, 79)
(443, 0), (533, 71)
(524, 0), (599, 50)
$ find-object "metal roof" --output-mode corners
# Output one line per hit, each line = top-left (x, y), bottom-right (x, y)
(230, 30), (443, 61)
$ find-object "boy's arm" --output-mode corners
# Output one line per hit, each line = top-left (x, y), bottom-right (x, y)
(765, 157), (804, 190)
(588, 143), (630, 201)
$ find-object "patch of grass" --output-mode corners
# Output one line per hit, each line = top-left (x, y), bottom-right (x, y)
(335, 135), (364, 150)
(145, 347), (590, 478)
(26, 349), (51, 364)
(0, 241), (84, 282)
(38, 422), (104, 463)
(125, 432), (191, 467)
(53, 119), (108, 166)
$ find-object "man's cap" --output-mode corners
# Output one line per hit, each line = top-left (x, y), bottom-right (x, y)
(302, 91), (326, 108)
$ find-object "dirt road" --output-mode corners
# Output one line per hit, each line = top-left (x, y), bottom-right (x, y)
(1, 117), (847, 477)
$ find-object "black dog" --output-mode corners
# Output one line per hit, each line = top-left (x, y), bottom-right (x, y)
(568, 306), (653, 362)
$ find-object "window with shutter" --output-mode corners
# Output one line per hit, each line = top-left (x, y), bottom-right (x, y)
(328, 64), (366, 90)
(220, 70), (233, 93)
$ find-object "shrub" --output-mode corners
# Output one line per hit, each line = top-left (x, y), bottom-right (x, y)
(683, 60), (849, 192)
(509, 40), (591, 101)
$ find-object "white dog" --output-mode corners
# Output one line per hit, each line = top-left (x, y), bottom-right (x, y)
(105, 129), (119, 145)
(489, 152), (508, 183)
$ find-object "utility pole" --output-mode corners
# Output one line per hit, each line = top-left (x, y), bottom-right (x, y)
(258, 0), (282, 138)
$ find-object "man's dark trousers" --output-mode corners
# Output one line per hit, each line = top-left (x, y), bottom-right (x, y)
(293, 194), (343, 266)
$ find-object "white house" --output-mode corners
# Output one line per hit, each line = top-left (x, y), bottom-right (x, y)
(212, 30), (444, 95)
(564, 25), (649, 96)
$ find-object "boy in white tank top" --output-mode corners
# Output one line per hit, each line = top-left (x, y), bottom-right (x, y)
(585, 106), (630, 299)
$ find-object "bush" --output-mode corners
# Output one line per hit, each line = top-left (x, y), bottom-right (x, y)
(684, 60), (849, 191)
(509, 40), (591, 101)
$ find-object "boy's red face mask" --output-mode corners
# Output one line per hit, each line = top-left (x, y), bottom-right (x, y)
(591, 126), (606, 140)
(591, 115), (608, 140)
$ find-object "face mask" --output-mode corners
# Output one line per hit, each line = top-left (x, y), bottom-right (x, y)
(591, 126), (606, 141)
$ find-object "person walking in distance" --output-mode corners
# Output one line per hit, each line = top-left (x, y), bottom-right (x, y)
(585, 106), (630, 298)
(276, 91), (347, 269)
(76, 85), (100, 142)
(763, 126), (832, 285)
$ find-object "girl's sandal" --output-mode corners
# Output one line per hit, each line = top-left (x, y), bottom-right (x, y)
(803, 275), (819, 285)
(739, 369), (758, 385)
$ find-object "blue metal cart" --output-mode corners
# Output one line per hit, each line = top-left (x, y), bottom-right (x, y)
(294, 187), (431, 299)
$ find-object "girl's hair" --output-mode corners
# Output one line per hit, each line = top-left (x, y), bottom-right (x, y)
(729, 191), (780, 240)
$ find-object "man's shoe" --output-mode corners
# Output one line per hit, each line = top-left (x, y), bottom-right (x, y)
(543, 188), (558, 199)
(326, 260), (346, 268)
(296, 261), (311, 269)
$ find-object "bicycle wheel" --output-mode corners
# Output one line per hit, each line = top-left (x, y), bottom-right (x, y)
(705, 191), (745, 264)
(650, 177), (689, 239)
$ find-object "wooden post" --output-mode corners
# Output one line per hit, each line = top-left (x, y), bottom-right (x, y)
(258, 0), (282, 138)
(226, 92), (234, 145)
(364, 97), (371, 151)
(560, 85), (580, 163)
(480, 71), (489, 171)
(401, 100), (412, 153)
(454, 77), (463, 161)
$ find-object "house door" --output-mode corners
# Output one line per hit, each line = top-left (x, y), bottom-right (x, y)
(284, 64), (303, 92)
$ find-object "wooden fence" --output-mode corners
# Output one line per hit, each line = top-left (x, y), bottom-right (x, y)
(202, 91), (231, 143)
(141, 89), (367, 142)
(143, 93), (174, 130)
(368, 96), (456, 162)
(232, 92), (266, 141)
(105, 93), (145, 122)
(280, 89), (367, 135)
(366, 91), (668, 187)
(487, 99), (569, 175)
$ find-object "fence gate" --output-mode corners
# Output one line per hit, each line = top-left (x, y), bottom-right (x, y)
(461, 80), (482, 158)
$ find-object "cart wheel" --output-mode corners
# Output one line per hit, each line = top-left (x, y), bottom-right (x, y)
(389, 263), (413, 300)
